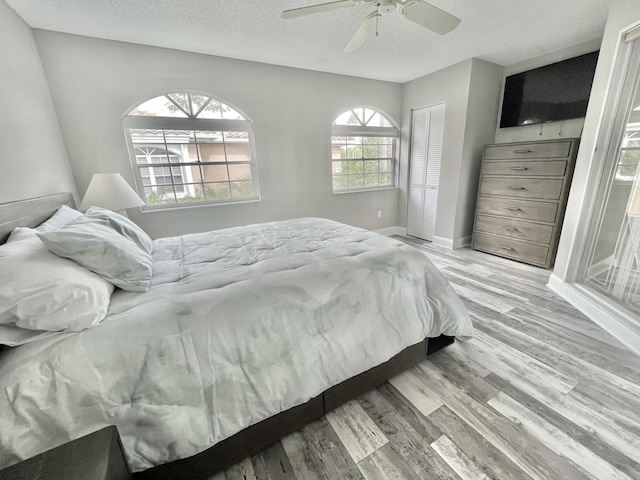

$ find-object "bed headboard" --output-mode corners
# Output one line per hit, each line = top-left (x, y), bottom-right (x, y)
(0, 193), (75, 244)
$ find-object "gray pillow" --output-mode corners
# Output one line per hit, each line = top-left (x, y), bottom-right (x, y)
(37, 207), (153, 292)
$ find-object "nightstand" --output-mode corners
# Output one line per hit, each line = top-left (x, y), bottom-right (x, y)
(0, 426), (131, 480)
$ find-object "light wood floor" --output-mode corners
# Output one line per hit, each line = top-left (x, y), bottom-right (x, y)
(212, 239), (640, 480)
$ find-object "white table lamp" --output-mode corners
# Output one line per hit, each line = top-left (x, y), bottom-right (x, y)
(80, 173), (145, 215)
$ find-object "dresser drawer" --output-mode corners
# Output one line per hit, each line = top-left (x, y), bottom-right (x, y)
(476, 198), (558, 223)
(473, 232), (549, 266)
(481, 160), (567, 177)
(484, 141), (571, 160)
(479, 177), (563, 200)
(475, 214), (553, 245)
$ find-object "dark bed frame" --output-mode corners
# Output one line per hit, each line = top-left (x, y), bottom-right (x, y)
(0, 193), (455, 480)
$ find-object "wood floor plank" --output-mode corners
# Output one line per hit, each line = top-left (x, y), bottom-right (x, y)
(427, 405), (532, 480)
(325, 400), (388, 464)
(562, 387), (640, 462)
(484, 372), (640, 479)
(356, 444), (423, 480)
(572, 379), (640, 426)
(375, 383), (445, 445)
(357, 389), (462, 479)
(416, 361), (589, 480)
(251, 442), (297, 480)
(451, 331), (578, 398)
(472, 314), (640, 399)
(467, 301), (640, 381)
(281, 417), (364, 480)
(445, 265), (551, 300)
(427, 349), (498, 403)
(506, 306), (640, 373)
(487, 391), (634, 480)
(388, 369), (443, 418)
(454, 334), (640, 464)
(442, 268), (532, 304)
(223, 457), (257, 480)
(448, 282), (517, 314)
(431, 435), (492, 480)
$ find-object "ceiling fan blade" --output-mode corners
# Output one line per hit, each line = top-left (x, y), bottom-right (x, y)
(400, 0), (461, 35)
(344, 12), (379, 53)
(282, 0), (359, 19)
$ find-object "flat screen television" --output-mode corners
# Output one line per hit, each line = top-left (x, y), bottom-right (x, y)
(499, 51), (599, 128)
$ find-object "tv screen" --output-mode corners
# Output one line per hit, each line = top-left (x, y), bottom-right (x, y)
(500, 51), (599, 128)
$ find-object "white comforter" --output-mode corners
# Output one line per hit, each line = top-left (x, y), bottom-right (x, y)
(0, 218), (473, 472)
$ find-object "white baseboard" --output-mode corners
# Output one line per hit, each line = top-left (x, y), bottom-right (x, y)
(547, 273), (640, 356)
(433, 235), (472, 250)
(374, 226), (407, 236)
(432, 236), (453, 249)
(454, 235), (472, 249)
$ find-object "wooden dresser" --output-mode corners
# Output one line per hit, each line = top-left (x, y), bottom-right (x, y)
(472, 138), (579, 268)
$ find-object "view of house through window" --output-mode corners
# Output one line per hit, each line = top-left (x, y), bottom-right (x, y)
(331, 108), (398, 192)
(123, 93), (259, 208)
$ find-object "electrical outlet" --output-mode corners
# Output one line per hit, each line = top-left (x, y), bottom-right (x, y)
(377, 210), (382, 219)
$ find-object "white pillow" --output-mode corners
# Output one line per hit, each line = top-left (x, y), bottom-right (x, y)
(0, 228), (114, 345)
(37, 207), (153, 292)
(35, 205), (83, 231)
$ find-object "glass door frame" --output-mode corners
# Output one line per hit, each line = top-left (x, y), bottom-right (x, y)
(577, 36), (640, 289)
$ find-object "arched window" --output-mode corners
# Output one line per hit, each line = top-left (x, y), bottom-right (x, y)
(331, 107), (398, 192)
(123, 93), (259, 208)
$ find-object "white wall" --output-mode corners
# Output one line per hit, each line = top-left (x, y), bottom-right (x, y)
(398, 58), (502, 248)
(0, 0), (76, 204)
(494, 38), (603, 145)
(33, 31), (403, 238)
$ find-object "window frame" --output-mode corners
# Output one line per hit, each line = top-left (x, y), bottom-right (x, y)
(330, 109), (399, 194)
(123, 95), (260, 211)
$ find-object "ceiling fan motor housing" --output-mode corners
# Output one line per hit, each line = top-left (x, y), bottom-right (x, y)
(377, 0), (397, 14)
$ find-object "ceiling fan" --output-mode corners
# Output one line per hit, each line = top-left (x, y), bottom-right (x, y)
(281, 0), (461, 53)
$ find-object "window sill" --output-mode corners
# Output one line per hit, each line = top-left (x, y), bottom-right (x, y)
(333, 186), (398, 195)
(140, 197), (261, 213)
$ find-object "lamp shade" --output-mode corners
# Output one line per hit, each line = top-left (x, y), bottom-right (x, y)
(80, 173), (145, 212)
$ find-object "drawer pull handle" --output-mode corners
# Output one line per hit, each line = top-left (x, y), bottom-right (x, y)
(513, 149), (532, 153)
(506, 207), (522, 211)
(508, 186), (527, 190)
(503, 227), (519, 232)
(499, 246), (516, 252)
(511, 167), (528, 170)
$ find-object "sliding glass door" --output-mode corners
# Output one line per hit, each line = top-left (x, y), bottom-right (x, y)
(580, 33), (640, 318)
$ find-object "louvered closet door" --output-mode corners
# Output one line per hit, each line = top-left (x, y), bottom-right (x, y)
(407, 103), (445, 241)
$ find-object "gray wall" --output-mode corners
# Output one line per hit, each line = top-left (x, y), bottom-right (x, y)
(399, 60), (472, 244)
(0, 1), (76, 204)
(34, 31), (403, 238)
(456, 58), (503, 244)
(399, 58), (502, 247)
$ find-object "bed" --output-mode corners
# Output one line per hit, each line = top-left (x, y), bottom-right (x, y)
(0, 193), (474, 479)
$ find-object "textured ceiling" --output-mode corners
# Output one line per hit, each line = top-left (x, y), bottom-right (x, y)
(6, 0), (614, 83)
